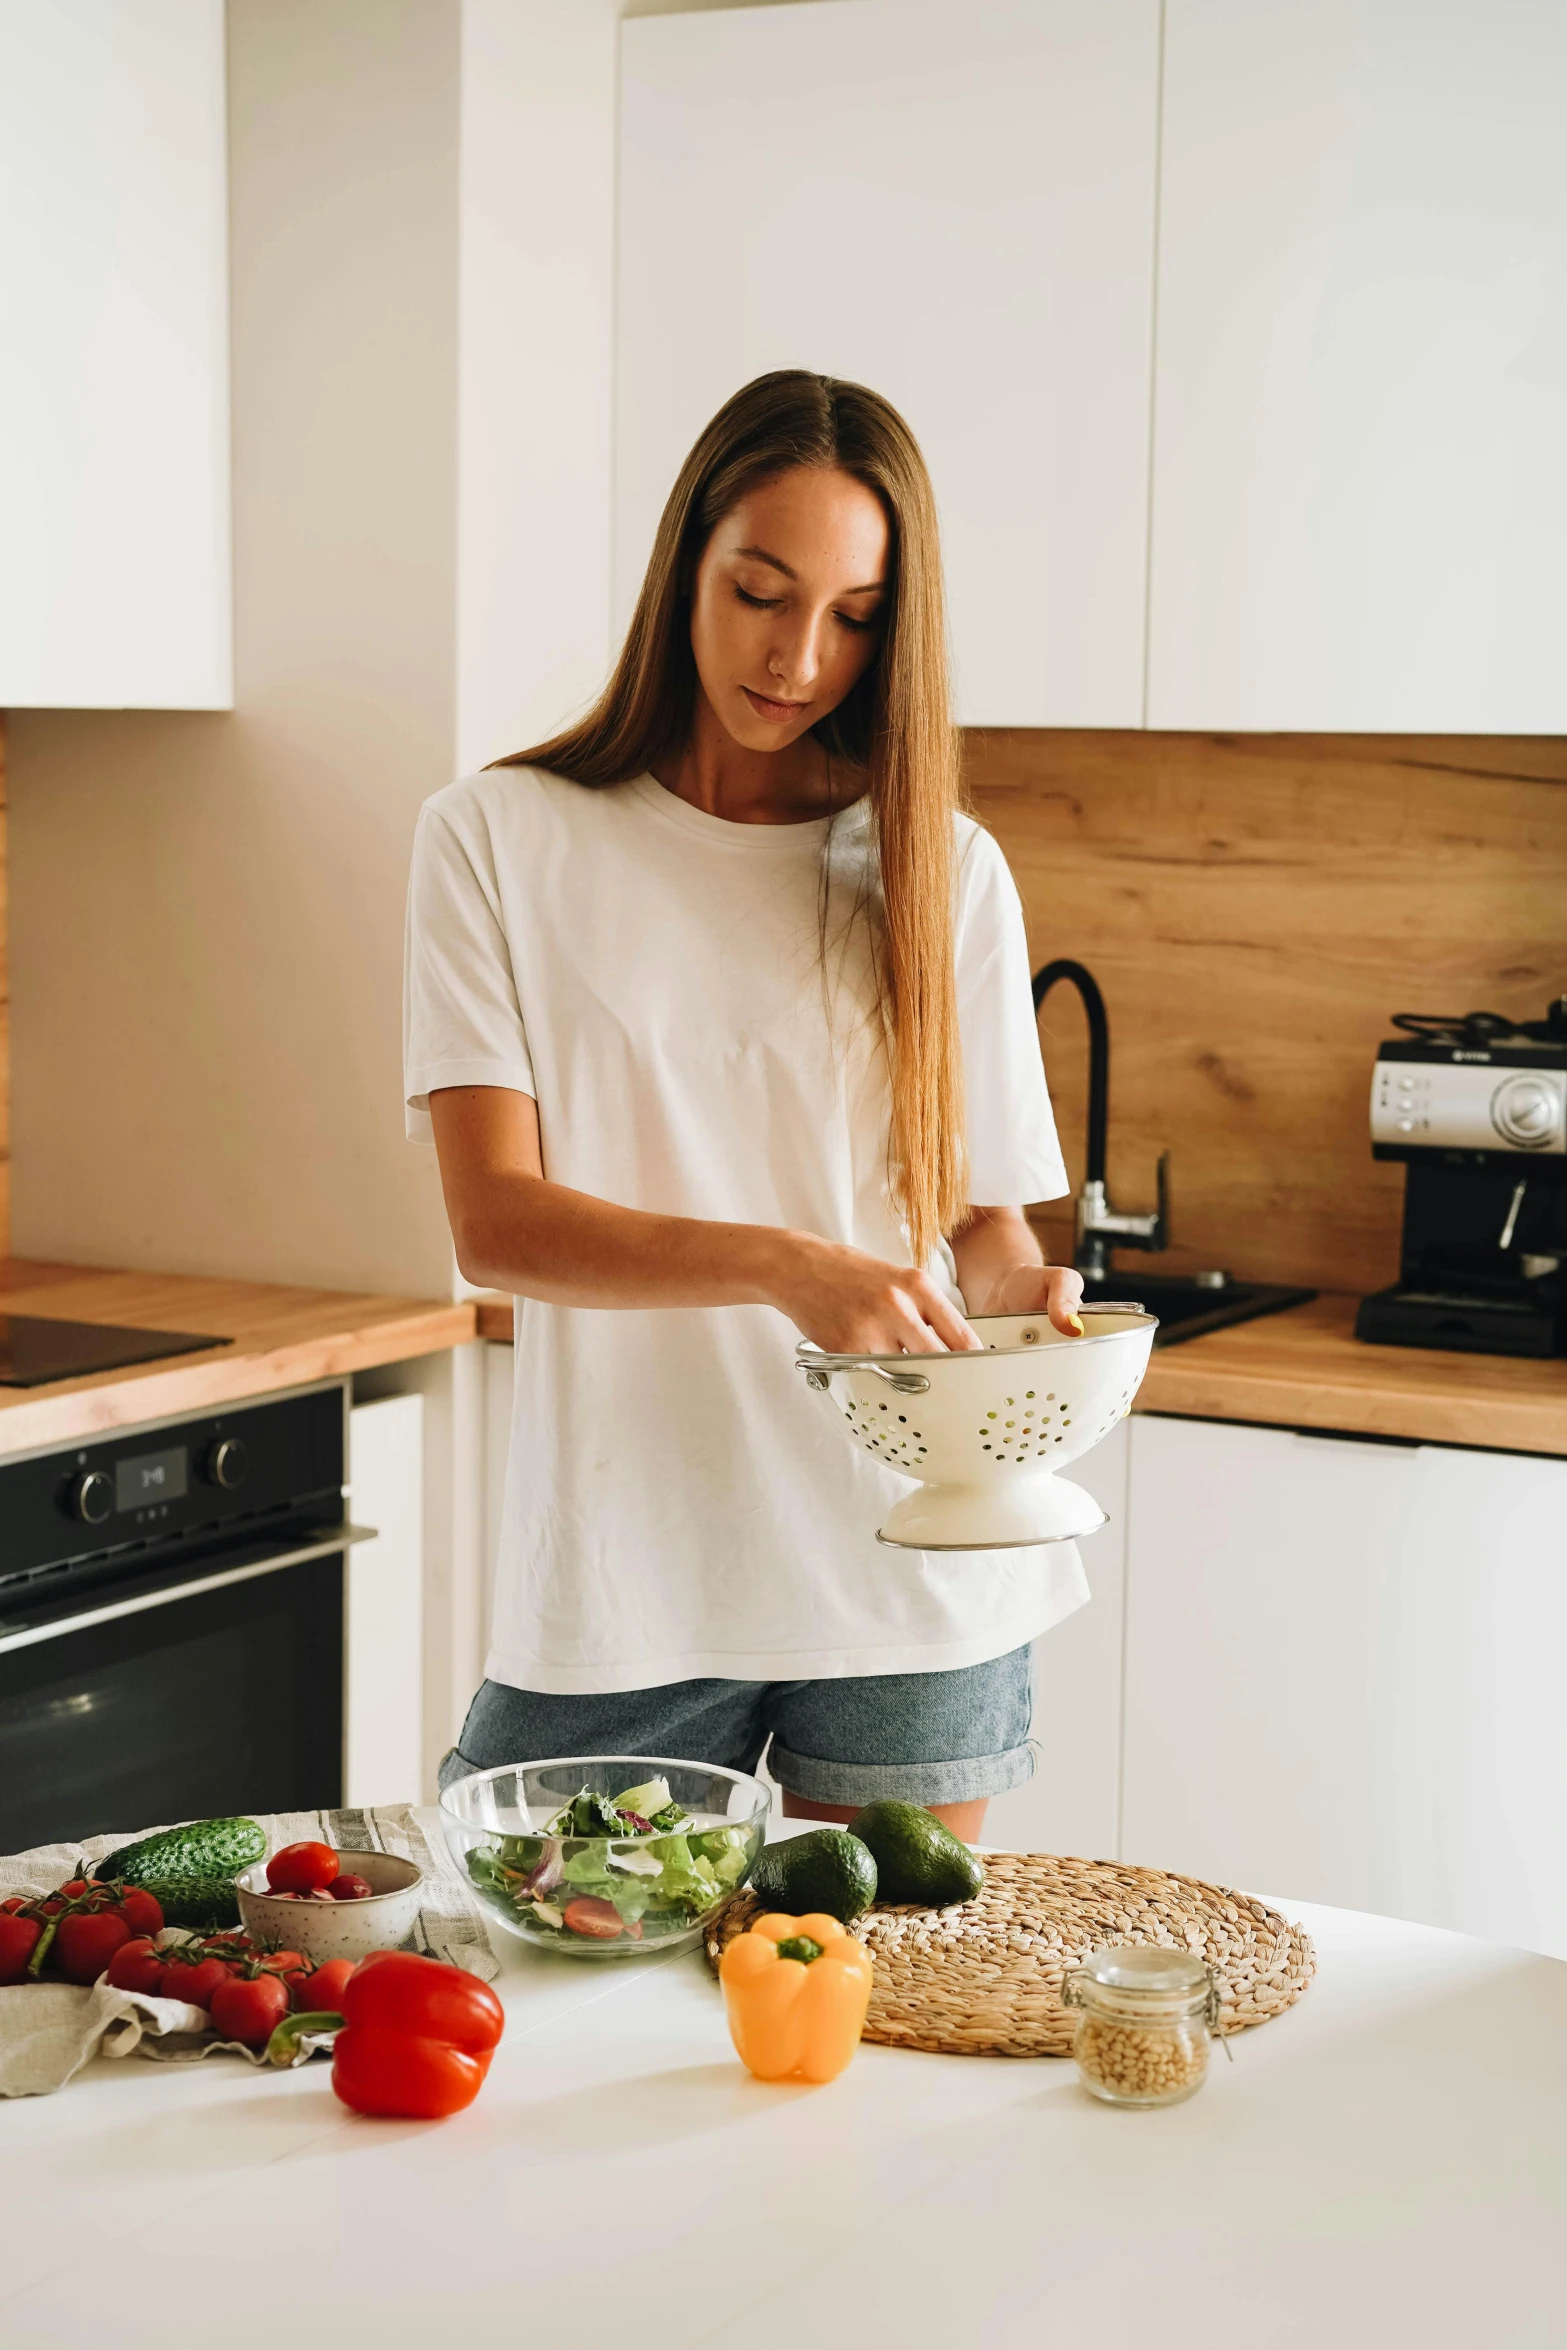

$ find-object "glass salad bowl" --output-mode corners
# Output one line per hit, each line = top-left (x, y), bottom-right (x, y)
(440, 1756), (770, 1959)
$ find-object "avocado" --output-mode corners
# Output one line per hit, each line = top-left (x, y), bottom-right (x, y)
(849, 1800), (985, 1908)
(748, 1828), (878, 1924)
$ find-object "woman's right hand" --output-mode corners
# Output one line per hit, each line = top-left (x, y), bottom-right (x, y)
(767, 1232), (981, 1355)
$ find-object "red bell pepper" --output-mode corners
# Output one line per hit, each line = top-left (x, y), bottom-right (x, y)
(272, 1950), (504, 2119)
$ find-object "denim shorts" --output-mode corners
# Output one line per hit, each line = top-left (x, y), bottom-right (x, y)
(438, 1647), (1035, 1810)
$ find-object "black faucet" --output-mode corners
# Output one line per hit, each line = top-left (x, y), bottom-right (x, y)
(1032, 958), (1169, 1279)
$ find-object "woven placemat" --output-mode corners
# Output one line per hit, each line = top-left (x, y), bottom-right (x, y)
(704, 1850), (1315, 2057)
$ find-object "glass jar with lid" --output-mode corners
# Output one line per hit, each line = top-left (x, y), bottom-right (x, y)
(1061, 1944), (1221, 2106)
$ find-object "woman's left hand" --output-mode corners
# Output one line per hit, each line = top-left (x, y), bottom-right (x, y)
(977, 1260), (1085, 1336)
(949, 1207), (1086, 1335)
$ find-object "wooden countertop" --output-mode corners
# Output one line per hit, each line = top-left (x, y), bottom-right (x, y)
(0, 1259), (475, 1457)
(1136, 1291), (1567, 1454)
(474, 1293), (514, 1343)
(476, 1287), (1567, 1454)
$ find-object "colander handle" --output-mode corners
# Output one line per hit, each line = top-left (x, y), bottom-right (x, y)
(796, 1358), (932, 1395)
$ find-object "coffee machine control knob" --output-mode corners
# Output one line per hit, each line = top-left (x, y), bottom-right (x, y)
(1491, 1075), (1562, 1150)
(68, 1469), (115, 1525)
(203, 1436), (250, 1490)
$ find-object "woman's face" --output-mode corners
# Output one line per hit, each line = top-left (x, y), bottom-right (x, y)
(688, 466), (890, 754)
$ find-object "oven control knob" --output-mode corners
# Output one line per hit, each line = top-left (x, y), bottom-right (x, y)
(203, 1436), (249, 1491)
(69, 1469), (115, 1525)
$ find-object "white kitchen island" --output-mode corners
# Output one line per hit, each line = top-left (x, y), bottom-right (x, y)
(1, 1885), (1562, 2348)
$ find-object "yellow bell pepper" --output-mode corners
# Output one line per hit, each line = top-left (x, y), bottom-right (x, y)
(719, 1911), (874, 2083)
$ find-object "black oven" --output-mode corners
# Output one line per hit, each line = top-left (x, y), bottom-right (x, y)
(0, 1386), (355, 1852)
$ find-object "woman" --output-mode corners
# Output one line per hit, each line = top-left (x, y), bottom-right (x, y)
(405, 370), (1083, 1840)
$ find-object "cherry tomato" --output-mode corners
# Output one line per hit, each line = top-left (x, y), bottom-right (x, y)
(54, 1910), (132, 1985)
(265, 1842), (341, 1894)
(106, 1937), (168, 1995)
(209, 1971), (290, 2048)
(299, 1957), (357, 2012)
(0, 1895), (27, 1915)
(158, 1953), (232, 2008)
(0, 1913), (43, 1984)
(115, 1888), (164, 1937)
(562, 1897), (625, 1940)
(327, 1874), (373, 1902)
(260, 1949), (310, 1994)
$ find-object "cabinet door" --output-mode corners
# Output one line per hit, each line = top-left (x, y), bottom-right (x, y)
(482, 1338), (515, 1645)
(983, 1417), (1129, 1863)
(617, 0), (1160, 727)
(0, 0), (231, 707)
(1122, 1413), (1567, 1957)
(1148, 0), (1567, 732)
(345, 1395), (424, 1808)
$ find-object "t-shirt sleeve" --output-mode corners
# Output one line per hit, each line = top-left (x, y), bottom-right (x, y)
(954, 825), (1069, 1205)
(403, 798), (537, 1143)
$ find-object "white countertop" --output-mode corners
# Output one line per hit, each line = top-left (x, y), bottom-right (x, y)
(1, 1880), (1563, 2348)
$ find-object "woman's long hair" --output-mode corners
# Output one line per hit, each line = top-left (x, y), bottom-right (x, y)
(493, 369), (965, 1259)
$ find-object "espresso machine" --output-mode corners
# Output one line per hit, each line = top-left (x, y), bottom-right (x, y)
(1355, 1001), (1567, 1357)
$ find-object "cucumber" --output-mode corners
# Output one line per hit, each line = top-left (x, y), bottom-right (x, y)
(143, 1875), (245, 1931)
(94, 1816), (265, 1894)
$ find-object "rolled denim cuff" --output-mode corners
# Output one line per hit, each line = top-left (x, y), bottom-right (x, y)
(768, 1738), (1035, 1808)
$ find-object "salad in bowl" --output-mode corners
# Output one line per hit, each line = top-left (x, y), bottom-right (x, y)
(440, 1758), (769, 1957)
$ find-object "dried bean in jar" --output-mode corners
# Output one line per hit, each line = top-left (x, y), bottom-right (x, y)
(1062, 1943), (1220, 2109)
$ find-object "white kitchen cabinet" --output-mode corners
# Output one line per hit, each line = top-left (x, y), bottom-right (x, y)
(482, 1334), (515, 1645)
(982, 1418), (1129, 1863)
(1121, 1413), (1567, 1958)
(616, 0), (1160, 727)
(0, 0), (231, 708)
(345, 1394), (424, 1807)
(1147, 0), (1567, 732)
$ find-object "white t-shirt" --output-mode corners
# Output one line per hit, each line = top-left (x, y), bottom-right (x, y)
(404, 765), (1080, 1694)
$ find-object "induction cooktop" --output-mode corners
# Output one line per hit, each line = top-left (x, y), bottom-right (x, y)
(0, 1315), (231, 1388)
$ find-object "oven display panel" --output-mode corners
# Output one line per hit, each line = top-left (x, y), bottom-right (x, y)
(115, 1447), (189, 1513)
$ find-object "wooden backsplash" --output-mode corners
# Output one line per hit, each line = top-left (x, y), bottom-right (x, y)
(966, 731), (1567, 1294)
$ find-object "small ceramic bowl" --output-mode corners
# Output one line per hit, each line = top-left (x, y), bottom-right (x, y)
(235, 1849), (423, 1961)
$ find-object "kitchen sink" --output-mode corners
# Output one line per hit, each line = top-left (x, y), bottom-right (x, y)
(1076, 1271), (1316, 1348)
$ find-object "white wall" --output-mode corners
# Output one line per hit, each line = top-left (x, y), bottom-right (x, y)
(9, 0), (460, 1298)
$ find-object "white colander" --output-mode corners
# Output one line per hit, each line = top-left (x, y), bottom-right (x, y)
(796, 1305), (1158, 1550)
